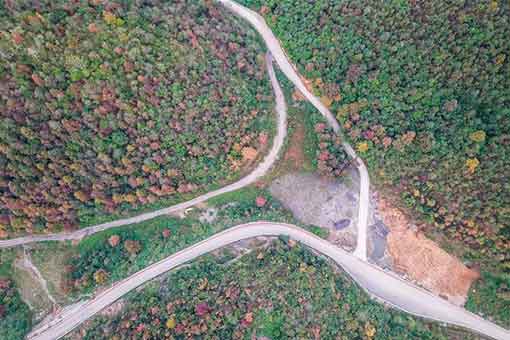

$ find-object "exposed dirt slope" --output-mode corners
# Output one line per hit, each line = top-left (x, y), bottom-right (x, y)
(378, 198), (479, 306)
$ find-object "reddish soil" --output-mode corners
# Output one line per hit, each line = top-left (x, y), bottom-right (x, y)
(378, 198), (479, 306)
(283, 120), (306, 170)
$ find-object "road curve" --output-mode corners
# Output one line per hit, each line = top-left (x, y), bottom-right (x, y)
(0, 52), (287, 249)
(216, 0), (369, 260)
(27, 221), (510, 340)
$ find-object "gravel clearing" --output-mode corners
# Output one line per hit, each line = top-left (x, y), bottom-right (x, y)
(269, 170), (389, 264)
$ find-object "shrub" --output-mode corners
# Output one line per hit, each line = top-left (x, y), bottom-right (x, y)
(0, 278), (31, 339)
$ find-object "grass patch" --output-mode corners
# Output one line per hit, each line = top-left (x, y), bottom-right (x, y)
(466, 270), (510, 328)
(29, 242), (75, 304)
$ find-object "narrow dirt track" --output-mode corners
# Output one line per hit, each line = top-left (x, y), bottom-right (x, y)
(27, 221), (510, 340)
(20, 247), (58, 306)
(0, 52), (288, 249)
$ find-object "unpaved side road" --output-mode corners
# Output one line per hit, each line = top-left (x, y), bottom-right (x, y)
(216, 0), (370, 261)
(27, 222), (510, 340)
(21, 247), (58, 307)
(0, 52), (288, 249)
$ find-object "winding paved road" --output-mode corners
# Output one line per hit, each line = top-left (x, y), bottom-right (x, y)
(12, 2), (508, 340)
(217, 0), (370, 260)
(27, 221), (510, 340)
(0, 52), (288, 249)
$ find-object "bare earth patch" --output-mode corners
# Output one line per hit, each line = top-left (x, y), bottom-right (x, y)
(283, 118), (306, 169)
(269, 170), (390, 266)
(378, 198), (479, 306)
(269, 172), (359, 249)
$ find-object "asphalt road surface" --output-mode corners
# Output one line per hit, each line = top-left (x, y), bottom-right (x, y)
(27, 222), (510, 340)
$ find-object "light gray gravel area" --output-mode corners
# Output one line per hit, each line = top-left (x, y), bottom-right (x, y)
(198, 207), (219, 224)
(269, 170), (391, 266)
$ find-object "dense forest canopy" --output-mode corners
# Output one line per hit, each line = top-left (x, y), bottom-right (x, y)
(0, 0), (272, 235)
